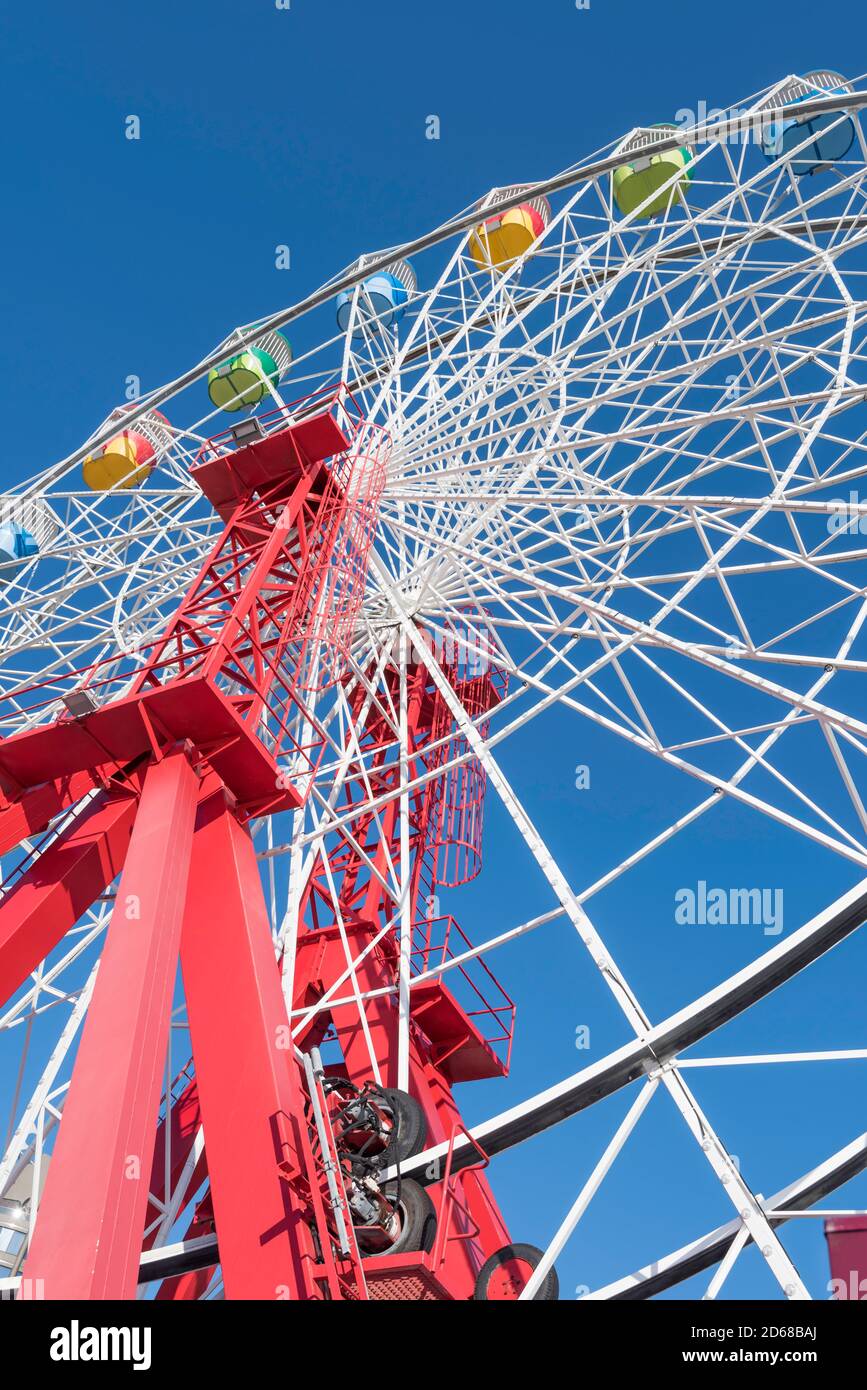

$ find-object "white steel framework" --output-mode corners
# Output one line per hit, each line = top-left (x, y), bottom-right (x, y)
(3, 73), (867, 1299)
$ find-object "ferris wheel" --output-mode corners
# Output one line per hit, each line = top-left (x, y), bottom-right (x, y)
(2, 70), (867, 1303)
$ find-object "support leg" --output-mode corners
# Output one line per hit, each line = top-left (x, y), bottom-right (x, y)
(21, 750), (199, 1299)
(0, 788), (137, 1009)
(181, 790), (317, 1300)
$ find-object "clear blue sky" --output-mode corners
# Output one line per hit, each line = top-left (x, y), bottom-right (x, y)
(2, 0), (866, 1300)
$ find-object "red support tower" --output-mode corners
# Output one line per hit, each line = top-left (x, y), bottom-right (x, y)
(290, 638), (518, 1299)
(0, 387), (542, 1301)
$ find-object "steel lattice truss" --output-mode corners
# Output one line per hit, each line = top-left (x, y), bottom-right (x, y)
(4, 74), (867, 1300)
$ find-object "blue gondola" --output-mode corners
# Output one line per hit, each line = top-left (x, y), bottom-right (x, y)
(0, 521), (39, 579)
(762, 71), (856, 175)
(336, 260), (416, 335)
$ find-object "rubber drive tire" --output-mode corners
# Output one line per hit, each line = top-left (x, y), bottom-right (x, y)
(375, 1087), (428, 1167)
(377, 1179), (437, 1255)
(474, 1243), (559, 1301)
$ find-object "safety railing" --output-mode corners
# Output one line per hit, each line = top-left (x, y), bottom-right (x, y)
(194, 382), (368, 470)
(410, 914), (515, 1072)
(421, 613), (507, 888)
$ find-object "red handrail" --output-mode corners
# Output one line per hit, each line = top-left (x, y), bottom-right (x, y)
(432, 1121), (490, 1269)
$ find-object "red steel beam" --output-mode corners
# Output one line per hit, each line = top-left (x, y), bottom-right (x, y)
(143, 1072), (204, 1246)
(180, 788), (318, 1300)
(0, 787), (138, 1010)
(0, 767), (113, 857)
(20, 749), (199, 1299)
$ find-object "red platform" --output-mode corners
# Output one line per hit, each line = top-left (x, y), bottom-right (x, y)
(411, 979), (509, 1083)
(192, 408), (349, 521)
(361, 1252), (453, 1301)
(0, 676), (300, 816)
